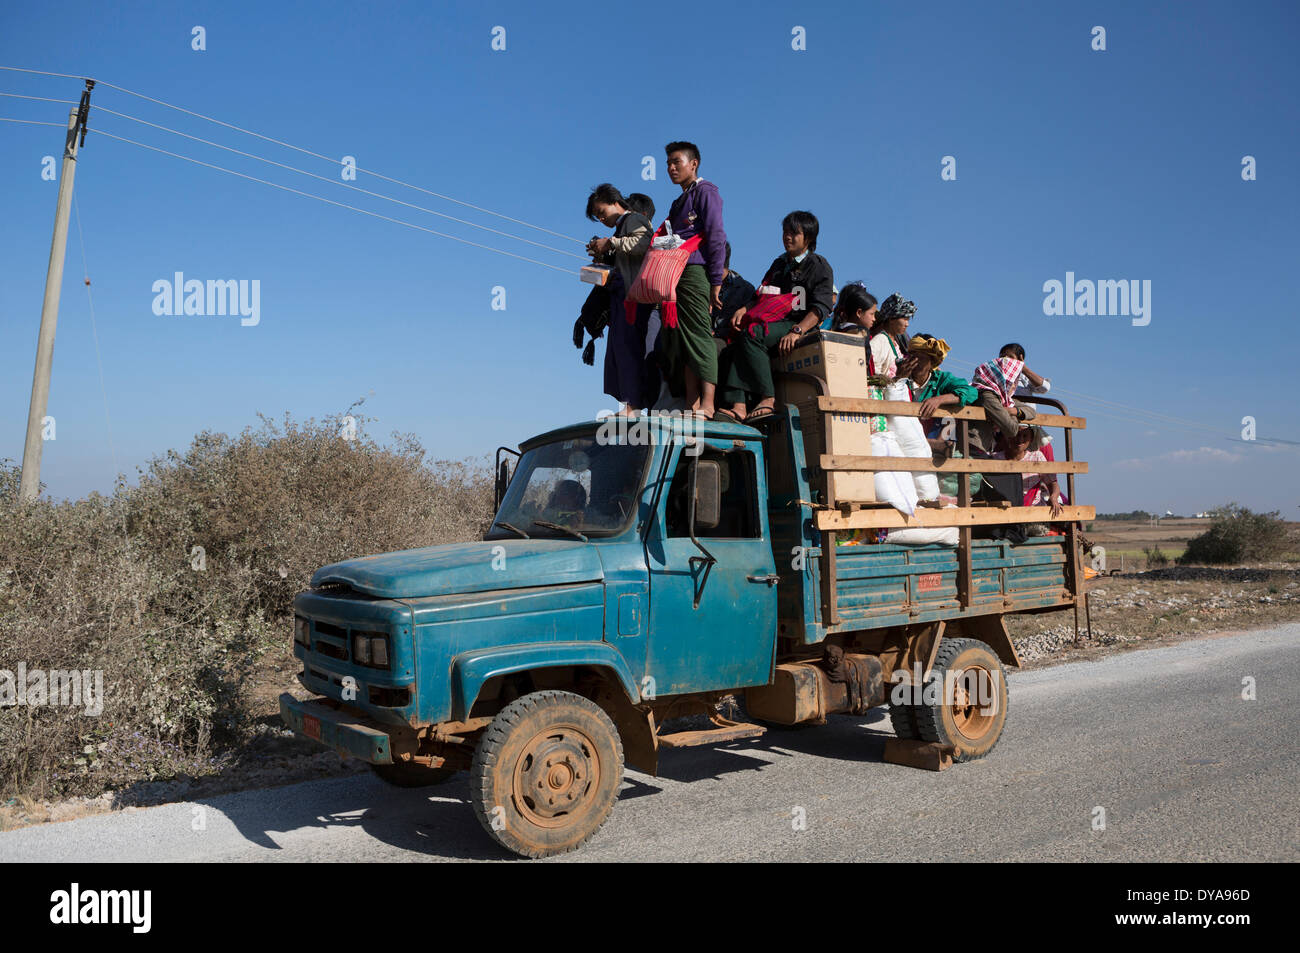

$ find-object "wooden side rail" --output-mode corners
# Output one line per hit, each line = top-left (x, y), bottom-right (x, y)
(814, 396), (1086, 431)
(820, 455), (1087, 474)
(794, 386), (1090, 624)
(816, 505), (1096, 531)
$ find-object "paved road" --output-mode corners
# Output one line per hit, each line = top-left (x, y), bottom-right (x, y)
(4, 625), (1297, 862)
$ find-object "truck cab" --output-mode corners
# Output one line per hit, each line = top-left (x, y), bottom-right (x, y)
(282, 413), (780, 855)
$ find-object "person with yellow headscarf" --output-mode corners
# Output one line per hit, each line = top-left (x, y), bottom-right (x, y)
(897, 333), (978, 426)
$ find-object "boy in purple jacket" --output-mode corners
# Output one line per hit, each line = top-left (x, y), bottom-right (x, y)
(661, 141), (727, 419)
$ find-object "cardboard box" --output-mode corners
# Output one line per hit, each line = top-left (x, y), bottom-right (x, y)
(580, 265), (610, 286)
(781, 330), (871, 397)
(773, 330), (883, 505)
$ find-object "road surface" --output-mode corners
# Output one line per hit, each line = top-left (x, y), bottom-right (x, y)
(3, 625), (1297, 862)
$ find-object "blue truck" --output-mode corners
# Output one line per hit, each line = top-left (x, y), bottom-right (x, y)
(280, 370), (1092, 857)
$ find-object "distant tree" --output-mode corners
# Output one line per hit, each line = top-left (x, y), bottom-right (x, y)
(1096, 510), (1152, 521)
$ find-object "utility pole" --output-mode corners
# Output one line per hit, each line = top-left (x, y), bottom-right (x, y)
(19, 80), (93, 501)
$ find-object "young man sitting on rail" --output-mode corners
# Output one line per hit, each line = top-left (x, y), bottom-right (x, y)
(714, 210), (835, 424)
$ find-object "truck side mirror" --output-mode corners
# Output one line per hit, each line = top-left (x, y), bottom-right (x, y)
(693, 460), (722, 531)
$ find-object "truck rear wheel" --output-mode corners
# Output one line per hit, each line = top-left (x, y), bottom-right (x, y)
(888, 703), (920, 740)
(470, 689), (623, 858)
(370, 761), (456, 787)
(914, 637), (1009, 762)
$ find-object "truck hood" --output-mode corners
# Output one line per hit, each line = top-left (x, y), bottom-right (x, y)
(310, 538), (603, 599)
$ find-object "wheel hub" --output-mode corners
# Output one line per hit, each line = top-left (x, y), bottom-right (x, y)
(512, 727), (600, 827)
(951, 665), (997, 741)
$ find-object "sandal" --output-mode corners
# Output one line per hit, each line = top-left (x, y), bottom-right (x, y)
(712, 408), (741, 424)
(744, 406), (775, 423)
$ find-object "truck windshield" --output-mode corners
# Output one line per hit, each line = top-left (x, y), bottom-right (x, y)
(489, 436), (650, 540)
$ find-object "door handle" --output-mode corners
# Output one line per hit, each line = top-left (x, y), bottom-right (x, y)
(747, 574), (780, 586)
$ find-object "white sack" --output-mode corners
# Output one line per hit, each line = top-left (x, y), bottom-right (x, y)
(870, 431), (918, 516)
(884, 381), (940, 501)
(886, 526), (960, 546)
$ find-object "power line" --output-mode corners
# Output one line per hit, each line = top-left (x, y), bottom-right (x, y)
(0, 66), (86, 81)
(0, 91), (77, 104)
(0, 65), (587, 245)
(89, 127), (580, 276)
(0, 116), (64, 127)
(72, 193), (127, 514)
(944, 356), (1249, 441)
(946, 356), (1297, 449)
(89, 105), (587, 260)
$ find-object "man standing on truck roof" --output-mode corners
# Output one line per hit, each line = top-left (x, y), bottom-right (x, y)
(660, 141), (727, 420)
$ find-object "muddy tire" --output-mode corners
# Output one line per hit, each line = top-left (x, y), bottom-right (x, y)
(470, 690), (623, 858)
(914, 637), (1009, 762)
(370, 761), (456, 787)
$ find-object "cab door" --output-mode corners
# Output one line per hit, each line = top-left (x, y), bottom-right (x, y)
(642, 438), (778, 697)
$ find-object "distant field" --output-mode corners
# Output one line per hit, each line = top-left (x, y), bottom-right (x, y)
(1086, 517), (1300, 569)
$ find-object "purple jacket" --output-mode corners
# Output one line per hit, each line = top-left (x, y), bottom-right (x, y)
(667, 178), (726, 287)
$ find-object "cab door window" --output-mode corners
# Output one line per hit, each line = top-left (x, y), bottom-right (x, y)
(665, 448), (759, 539)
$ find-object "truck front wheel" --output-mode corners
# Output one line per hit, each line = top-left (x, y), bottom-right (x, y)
(470, 690), (624, 858)
(914, 637), (1009, 762)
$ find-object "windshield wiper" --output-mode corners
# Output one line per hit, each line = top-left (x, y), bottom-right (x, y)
(531, 520), (588, 542)
(492, 521), (530, 539)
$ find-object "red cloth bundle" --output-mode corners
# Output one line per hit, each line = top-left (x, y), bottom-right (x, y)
(740, 289), (797, 338)
(624, 225), (702, 327)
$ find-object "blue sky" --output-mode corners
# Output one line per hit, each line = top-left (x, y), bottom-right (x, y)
(1, 0), (1298, 515)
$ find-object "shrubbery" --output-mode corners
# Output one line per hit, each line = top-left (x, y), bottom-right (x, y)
(1143, 546), (1170, 567)
(1177, 504), (1291, 565)
(0, 409), (493, 800)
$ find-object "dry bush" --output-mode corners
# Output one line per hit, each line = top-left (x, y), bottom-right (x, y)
(0, 408), (493, 800)
(1143, 545), (1170, 568)
(1178, 504), (1293, 566)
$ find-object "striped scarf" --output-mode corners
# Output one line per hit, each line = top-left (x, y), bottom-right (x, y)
(972, 357), (1024, 408)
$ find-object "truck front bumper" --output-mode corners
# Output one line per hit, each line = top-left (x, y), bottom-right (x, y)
(279, 693), (398, 764)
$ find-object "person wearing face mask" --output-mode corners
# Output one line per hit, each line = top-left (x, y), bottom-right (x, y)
(713, 211), (835, 424)
(870, 293), (915, 379)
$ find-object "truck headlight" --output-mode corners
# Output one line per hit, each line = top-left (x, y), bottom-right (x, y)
(352, 632), (390, 669)
(294, 616), (310, 646)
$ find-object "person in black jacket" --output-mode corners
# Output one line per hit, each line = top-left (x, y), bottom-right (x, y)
(711, 242), (755, 335)
(715, 211), (834, 423)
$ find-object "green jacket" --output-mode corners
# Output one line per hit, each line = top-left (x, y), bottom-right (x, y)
(913, 369), (978, 406)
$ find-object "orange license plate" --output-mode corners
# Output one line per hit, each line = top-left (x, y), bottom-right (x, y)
(303, 714), (321, 741)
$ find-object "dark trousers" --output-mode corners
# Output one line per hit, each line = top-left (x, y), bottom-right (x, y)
(657, 265), (718, 394)
(718, 318), (796, 406)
